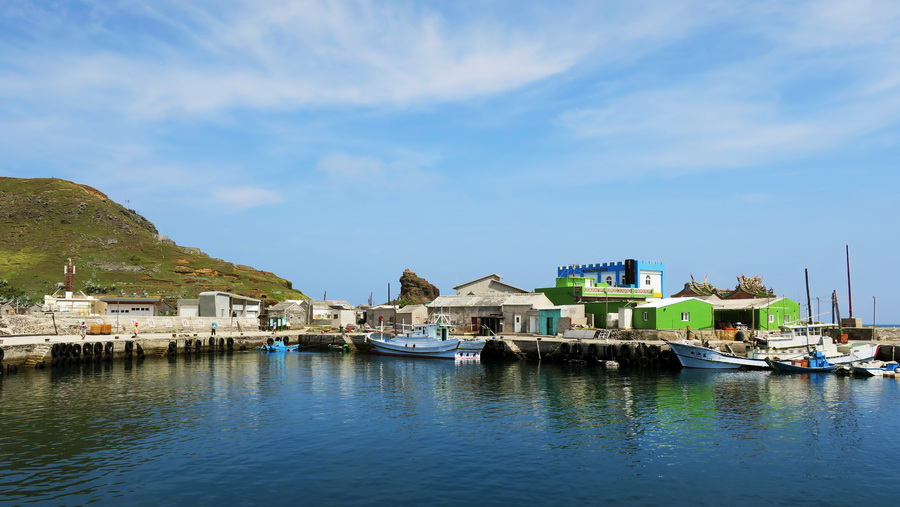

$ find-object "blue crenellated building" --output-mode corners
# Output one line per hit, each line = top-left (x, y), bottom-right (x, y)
(557, 259), (665, 297)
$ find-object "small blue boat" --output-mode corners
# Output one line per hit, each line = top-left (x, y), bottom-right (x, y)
(258, 339), (299, 352)
(766, 349), (836, 373)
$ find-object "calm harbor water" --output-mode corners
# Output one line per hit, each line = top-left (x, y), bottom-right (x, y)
(1, 351), (898, 506)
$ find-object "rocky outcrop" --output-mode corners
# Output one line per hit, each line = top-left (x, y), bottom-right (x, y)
(399, 269), (439, 304)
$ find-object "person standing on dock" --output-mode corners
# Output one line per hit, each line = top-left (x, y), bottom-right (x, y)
(132, 321), (139, 338)
(80, 321), (87, 340)
(211, 321), (217, 336)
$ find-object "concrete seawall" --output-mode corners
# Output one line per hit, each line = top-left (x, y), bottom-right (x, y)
(3, 327), (900, 373)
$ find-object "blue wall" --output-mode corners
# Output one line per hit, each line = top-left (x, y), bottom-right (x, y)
(557, 259), (665, 293)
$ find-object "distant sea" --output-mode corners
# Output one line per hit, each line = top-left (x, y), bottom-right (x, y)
(1, 352), (898, 506)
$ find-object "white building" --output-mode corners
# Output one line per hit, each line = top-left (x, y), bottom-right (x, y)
(100, 297), (163, 317)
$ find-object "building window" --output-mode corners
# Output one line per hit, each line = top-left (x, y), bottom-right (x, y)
(645, 275), (651, 286)
(642, 311), (649, 322)
(784, 314), (791, 323)
(681, 312), (690, 321)
(606, 276), (613, 285)
(768, 315), (775, 323)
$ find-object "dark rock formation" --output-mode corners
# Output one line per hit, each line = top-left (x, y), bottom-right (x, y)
(399, 269), (439, 304)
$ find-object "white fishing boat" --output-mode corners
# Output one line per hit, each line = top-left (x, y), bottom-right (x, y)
(850, 361), (900, 377)
(365, 317), (485, 361)
(667, 323), (878, 369)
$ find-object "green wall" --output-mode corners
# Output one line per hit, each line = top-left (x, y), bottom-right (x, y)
(535, 286), (637, 328)
(755, 298), (801, 330)
(714, 298), (802, 330)
(633, 299), (714, 330)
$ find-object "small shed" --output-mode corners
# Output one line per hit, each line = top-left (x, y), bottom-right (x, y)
(633, 297), (714, 330)
(267, 300), (309, 327)
(100, 296), (163, 317)
(396, 304), (428, 329)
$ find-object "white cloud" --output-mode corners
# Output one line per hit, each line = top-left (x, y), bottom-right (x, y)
(212, 186), (284, 209)
(554, 0), (900, 179)
(0, 0), (590, 118)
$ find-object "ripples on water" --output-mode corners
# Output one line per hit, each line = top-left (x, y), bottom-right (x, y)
(1, 352), (898, 506)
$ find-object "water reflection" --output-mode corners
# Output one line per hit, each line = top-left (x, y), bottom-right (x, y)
(1, 353), (899, 505)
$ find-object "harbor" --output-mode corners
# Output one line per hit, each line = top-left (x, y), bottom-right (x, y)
(2, 346), (900, 505)
(3, 322), (900, 375)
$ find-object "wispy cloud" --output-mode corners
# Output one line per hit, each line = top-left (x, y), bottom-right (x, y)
(212, 186), (284, 209)
(0, 1), (589, 118)
(554, 0), (900, 179)
(316, 151), (440, 189)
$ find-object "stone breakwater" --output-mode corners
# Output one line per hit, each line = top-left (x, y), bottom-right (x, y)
(0, 314), (259, 336)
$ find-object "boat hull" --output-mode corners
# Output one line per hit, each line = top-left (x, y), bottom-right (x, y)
(765, 358), (837, 373)
(259, 341), (299, 352)
(368, 335), (485, 360)
(667, 341), (767, 369)
(667, 341), (879, 370)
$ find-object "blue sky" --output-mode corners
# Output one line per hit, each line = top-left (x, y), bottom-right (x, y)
(2, 0), (898, 323)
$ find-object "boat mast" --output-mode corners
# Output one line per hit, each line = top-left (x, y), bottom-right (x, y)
(805, 268), (812, 324)
(846, 245), (853, 319)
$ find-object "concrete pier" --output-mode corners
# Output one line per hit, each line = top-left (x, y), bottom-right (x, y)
(3, 327), (900, 373)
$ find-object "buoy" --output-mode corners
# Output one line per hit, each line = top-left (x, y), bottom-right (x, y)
(560, 343), (571, 355)
(208, 337), (216, 347)
(83, 344), (92, 357)
(124, 341), (134, 354)
(105, 342), (114, 357)
(168, 341), (176, 353)
(0, 347), (4, 361)
(72, 343), (82, 356)
(94, 342), (103, 355)
(194, 339), (201, 350)
(267, 337), (274, 346)
(218, 338), (225, 348)
(35, 361), (45, 370)
(183, 339), (192, 350)
(282, 337), (290, 345)
(51, 343), (60, 356)
(227, 337), (234, 349)
(136, 343), (144, 357)
(572, 343), (583, 357)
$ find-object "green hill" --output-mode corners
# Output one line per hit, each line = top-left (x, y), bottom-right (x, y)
(0, 177), (306, 304)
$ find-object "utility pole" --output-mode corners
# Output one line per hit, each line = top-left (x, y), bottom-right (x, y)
(873, 296), (877, 341)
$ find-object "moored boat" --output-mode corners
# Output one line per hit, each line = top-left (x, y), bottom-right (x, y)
(666, 341), (769, 369)
(765, 350), (836, 373)
(666, 323), (878, 369)
(366, 318), (485, 361)
(850, 361), (900, 377)
(258, 339), (299, 352)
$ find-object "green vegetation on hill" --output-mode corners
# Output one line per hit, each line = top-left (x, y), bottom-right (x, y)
(0, 177), (306, 303)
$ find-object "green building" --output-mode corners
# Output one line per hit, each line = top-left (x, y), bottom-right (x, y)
(711, 297), (801, 331)
(632, 297), (715, 330)
(536, 276), (657, 328)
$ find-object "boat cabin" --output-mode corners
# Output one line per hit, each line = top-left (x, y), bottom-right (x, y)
(403, 323), (451, 341)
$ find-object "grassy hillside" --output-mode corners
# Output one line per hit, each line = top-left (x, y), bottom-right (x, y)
(0, 177), (306, 303)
